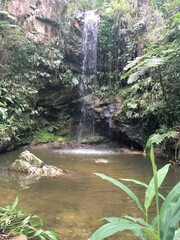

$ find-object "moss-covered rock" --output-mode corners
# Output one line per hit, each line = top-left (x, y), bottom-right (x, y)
(10, 150), (68, 176)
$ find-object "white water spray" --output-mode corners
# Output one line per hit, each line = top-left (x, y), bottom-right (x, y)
(82, 10), (100, 77)
(78, 10), (100, 141)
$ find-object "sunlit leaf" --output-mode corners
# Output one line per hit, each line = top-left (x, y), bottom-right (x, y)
(160, 181), (180, 219)
(121, 178), (165, 200)
(160, 200), (180, 240)
(144, 164), (170, 210)
(89, 219), (146, 240)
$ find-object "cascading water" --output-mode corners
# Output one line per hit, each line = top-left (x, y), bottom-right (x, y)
(78, 10), (100, 141)
(82, 10), (100, 76)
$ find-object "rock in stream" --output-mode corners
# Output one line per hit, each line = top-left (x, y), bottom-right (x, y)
(9, 150), (67, 177)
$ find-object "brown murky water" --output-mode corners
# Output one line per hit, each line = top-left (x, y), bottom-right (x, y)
(0, 147), (179, 240)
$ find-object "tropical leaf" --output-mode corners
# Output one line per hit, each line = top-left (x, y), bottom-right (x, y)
(121, 178), (148, 187)
(121, 178), (165, 200)
(95, 173), (145, 214)
(104, 216), (150, 228)
(151, 181), (180, 228)
(160, 181), (180, 216)
(144, 164), (170, 210)
(160, 200), (180, 240)
(89, 218), (146, 240)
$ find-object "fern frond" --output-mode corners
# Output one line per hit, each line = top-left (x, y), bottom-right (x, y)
(123, 56), (165, 84)
(146, 130), (178, 149)
(127, 68), (147, 84)
(124, 57), (143, 71)
(144, 58), (165, 68)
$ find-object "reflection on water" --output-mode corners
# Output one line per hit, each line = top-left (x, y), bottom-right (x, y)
(0, 147), (179, 240)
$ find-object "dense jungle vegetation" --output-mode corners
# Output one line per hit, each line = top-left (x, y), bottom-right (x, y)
(0, 0), (179, 161)
(0, 1), (179, 240)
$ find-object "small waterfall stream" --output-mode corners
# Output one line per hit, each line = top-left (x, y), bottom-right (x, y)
(82, 10), (100, 77)
(78, 10), (100, 141)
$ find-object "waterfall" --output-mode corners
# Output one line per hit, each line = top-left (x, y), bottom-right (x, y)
(78, 10), (100, 141)
(82, 10), (100, 77)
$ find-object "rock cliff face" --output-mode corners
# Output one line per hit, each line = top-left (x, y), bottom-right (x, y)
(75, 94), (144, 148)
(7, 0), (65, 43)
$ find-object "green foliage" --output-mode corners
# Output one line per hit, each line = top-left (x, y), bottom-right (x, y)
(123, 57), (165, 84)
(0, 197), (58, 240)
(33, 127), (72, 144)
(95, 0), (179, 154)
(96, 0), (148, 87)
(0, 18), (78, 147)
(33, 131), (59, 144)
(103, 0), (130, 17)
(90, 146), (180, 240)
(94, 85), (118, 98)
(146, 130), (178, 149)
(118, 1), (180, 145)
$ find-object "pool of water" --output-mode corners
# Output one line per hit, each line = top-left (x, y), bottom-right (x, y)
(0, 146), (179, 240)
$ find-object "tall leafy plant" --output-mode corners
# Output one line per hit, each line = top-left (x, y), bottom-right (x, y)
(89, 145), (180, 240)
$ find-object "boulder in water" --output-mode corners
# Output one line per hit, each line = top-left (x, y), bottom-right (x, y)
(10, 150), (67, 177)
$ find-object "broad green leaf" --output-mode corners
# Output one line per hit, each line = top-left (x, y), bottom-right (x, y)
(89, 219), (146, 240)
(144, 164), (170, 210)
(152, 181), (180, 227)
(103, 216), (149, 228)
(173, 229), (180, 240)
(121, 178), (165, 200)
(160, 181), (180, 219)
(95, 173), (145, 214)
(160, 200), (180, 240)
